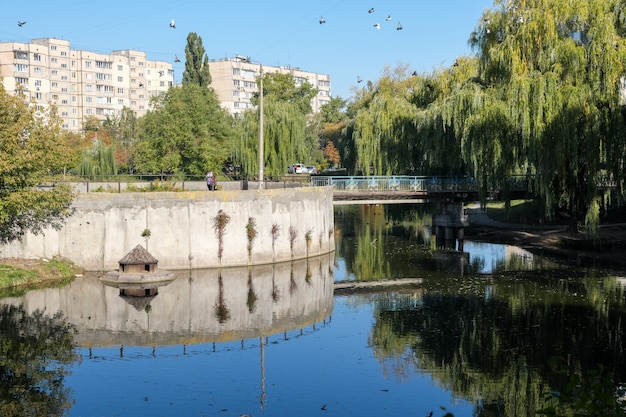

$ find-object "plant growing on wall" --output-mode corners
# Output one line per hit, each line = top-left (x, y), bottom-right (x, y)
(246, 217), (258, 262)
(213, 210), (231, 263)
(288, 226), (298, 259)
(141, 228), (151, 250)
(304, 228), (313, 258)
(270, 223), (280, 262)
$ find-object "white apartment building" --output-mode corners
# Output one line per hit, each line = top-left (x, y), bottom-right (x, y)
(207, 55), (332, 116)
(0, 38), (173, 132)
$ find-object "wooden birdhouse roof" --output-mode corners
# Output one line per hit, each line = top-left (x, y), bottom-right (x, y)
(118, 244), (159, 265)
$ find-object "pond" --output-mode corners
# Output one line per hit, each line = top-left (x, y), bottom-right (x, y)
(2, 204), (626, 417)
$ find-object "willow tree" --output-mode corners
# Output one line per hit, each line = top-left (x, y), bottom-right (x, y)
(468, 0), (626, 229)
(348, 65), (421, 175)
(233, 72), (314, 178)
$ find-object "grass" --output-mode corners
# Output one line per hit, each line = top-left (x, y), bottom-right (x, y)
(0, 257), (83, 298)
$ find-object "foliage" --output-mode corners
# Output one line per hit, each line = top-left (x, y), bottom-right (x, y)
(0, 305), (79, 416)
(134, 83), (232, 176)
(320, 97), (347, 124)
(182, 32), (212, 87)
(323, 141), (341, 167)
(77, 137), (118, 178)
(252, 72), (317, 114)
(0, 83), (75, 244)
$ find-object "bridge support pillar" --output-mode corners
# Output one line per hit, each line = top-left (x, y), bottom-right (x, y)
(433, 202), (469, 251)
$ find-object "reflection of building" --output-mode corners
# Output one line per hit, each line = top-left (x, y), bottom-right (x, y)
(207, 56), (332, 116)
(2, 254), (335, 347)
(0, 38), (173, 132)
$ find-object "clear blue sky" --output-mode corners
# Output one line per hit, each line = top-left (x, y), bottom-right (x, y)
(1, 0), (495, 100)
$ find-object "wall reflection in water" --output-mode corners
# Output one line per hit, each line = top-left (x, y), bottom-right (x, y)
(0, 254), (335, 348)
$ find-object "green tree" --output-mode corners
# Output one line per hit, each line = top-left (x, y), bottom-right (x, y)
(134, 83), (232, 176)
(0, 83), (75, 244)
(182, 32), (211, 87)
(253, 72), (317, 114)
(467, 0), (626, 228)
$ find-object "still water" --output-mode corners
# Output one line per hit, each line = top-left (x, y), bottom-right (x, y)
(2, 204), (626, 417)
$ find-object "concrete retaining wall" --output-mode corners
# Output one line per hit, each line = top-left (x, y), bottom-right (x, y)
(0, 187), (335, 271)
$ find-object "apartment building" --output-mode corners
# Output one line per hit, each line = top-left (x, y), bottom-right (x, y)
(0, 38), (173, 132)
(207, 55), (332, 116)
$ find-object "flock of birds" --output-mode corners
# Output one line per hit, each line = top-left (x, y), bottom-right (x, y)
(16, 6), (404, 86)
(319, 7), (403, 31)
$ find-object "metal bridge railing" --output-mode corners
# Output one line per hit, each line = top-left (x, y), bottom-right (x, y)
(311, 176), (478, 192)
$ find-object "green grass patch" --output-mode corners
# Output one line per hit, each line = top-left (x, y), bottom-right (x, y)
(0, 257), (82, 298)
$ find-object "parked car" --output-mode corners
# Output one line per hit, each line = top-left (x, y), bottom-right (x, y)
(289, 163), (306, 174)
(305, 165), (318, 174)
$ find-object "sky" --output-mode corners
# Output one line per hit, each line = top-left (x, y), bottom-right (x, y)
(1, 0), (496, 100)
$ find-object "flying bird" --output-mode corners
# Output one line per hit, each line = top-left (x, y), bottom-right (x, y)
(158, 70), (164, 76)
(17, 21), (26, 27)
(373, 23), (380, 30)
(319, 16), (325, 24)
(169, 19), (176, 28)
(357, 76), (363, 83)
(397, 22), (403, 30)
(385, 15), (392, 21)
(368, 8), (374, 13)
(174, 55), (181, 62)
(411, 70), (418, 76)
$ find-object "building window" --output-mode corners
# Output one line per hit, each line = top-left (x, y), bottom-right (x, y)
(35, 92), (42, 99)
(61, 99), (68, 104)
(16, 77), (28, 84)
(118, 99), (124, 105)
(233, 68), (240, 75)
(160, 81), (165, 87)
(118, 76), (123, 82)
(85, 61), (92, 68)
(86, 108), (93, 115)
(86, 97), (92, 103)
(233, 80), (240, 86)
(61, 76), (68, 81)
(51, 82), (58, 88)
(61, 87), (68, 92)
(51, 70), (58, 76)
(33, 53), (41, 61)
(14, 63), (28, 72)
(96, 61), (112, 69)
(85, 73), (92, 80)
(117, 65), (123, 71)
(34, 67), (41, 74)
(61, 63), (67, 69)
(14, 51), (28, 60)
(117, 88), (124, 94)
(86, 85), (93, 92)
(61, 51), (67, 56)
(51, 57), (57, 63)
(34, 80), (42, 86)
(50, 45), (57, 51)
(233, 90), (240, 97)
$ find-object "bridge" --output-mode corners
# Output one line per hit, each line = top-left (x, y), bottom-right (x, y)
(310, 175), (529, 205)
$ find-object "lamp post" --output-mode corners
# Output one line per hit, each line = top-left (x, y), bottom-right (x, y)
(258, 64), (264, 190)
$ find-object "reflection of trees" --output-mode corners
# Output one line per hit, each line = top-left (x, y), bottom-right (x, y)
(214, 273), (230, 323)
(367, 273), (626, 416)
(0, 305), (79, 417)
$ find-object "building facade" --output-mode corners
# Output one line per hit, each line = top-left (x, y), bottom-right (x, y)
(0, 38), (173, 132)
(207, 55), (332, 116)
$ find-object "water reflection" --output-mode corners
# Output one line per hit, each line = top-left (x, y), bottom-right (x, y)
(0, 305), (78, 417)
(1, 255), (334, 348)
(335, 204), (626, 416)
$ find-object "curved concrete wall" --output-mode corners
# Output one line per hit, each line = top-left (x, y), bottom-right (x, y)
(0, 187), (335, 271)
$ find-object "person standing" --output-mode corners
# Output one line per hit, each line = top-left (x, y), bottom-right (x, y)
(206, 171), (214, 191)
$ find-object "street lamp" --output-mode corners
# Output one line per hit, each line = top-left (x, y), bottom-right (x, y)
(258, 64), (264, 190)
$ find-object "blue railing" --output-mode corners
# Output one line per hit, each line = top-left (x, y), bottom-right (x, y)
(311, 176), (478, 192)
